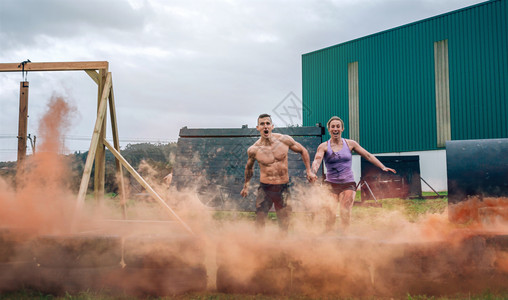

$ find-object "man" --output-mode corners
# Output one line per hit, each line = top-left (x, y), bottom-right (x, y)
(240, 113), (317, 233)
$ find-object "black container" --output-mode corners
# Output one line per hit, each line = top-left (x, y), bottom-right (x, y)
(446, 138), (508, 204)
(360, 155), (422, 200)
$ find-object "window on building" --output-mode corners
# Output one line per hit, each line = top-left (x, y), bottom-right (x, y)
(434, 39), (451, 147)
(348, 61), (360, 141)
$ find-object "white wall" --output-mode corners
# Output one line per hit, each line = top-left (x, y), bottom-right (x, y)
(351, 150), (448, 192)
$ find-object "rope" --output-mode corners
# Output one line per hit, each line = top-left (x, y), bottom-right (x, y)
(18, 59), (31, 81)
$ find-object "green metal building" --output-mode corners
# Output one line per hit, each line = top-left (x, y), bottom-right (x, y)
(302, 0), (507, 154)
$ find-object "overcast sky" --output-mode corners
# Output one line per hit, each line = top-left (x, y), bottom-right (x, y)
(0, 0), (485, 161)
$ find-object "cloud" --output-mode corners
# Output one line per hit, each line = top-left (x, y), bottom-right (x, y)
(0, 0), (485, 161)
(0, 0), (148, 46)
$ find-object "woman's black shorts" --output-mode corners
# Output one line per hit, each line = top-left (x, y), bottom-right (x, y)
(324, 181), (357, 195)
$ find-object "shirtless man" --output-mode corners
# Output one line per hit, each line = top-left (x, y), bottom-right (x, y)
(240, 113), (317, 233)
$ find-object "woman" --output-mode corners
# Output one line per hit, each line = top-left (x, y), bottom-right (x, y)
(311, 116), (396, 233)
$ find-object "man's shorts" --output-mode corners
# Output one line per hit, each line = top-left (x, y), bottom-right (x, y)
(324, 181), (357, 195)
(256, 183), (290, 213)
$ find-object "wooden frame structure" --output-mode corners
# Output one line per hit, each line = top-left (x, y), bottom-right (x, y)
(0, 61), (193, 234)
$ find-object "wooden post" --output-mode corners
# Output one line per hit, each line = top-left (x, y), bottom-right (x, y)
(108, 83), (128, 218)
(94, 70), (107, 203)
(76, 73), (112, 211)
(17, 81), (29, 174)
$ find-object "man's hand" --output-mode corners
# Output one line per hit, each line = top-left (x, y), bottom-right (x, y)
(240, 186), (249, 197)
(306, 170), (318, 183)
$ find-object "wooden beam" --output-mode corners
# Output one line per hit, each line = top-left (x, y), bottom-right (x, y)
(85, 70), (100, 85)
(0, 61), (108, 72)
(94, 70), (107, 203)
(17, 81), (29, 175)
(76, 73), (112, 211)
(103, 139), (194, 235)
(108, 81), (127, 218)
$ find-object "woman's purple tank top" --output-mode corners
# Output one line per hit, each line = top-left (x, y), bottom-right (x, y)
(324, 138), (355, 184)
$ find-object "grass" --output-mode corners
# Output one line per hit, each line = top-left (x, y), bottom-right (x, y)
(404, 197), (448, 221)
(98, 190), (451, 225)
(351, 191), (449, 223)
(210, 192), (449, 222)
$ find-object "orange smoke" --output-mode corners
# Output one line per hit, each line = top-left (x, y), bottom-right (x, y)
(1, 94), (507, 297)
(449, 196), (508, 229)
(0, 96), (76, 234)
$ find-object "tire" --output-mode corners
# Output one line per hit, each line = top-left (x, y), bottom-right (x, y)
(0, 261), (36, 293)
(32, 266), (121, 295)
(110, 266), (207, 296)
(0, 227), (34, 263)
(31, 234), (122, 268)
(122, 234), (205, 269)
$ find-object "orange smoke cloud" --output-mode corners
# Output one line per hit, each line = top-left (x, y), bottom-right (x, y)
(0, 96), (76, 234)
(1, 94), (507, 297)
(449, 196), (508, 230)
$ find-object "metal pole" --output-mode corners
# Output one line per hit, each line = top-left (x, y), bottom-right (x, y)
(420, 177), (441, 197)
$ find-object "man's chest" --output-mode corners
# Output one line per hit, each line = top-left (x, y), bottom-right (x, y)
(256, 144), (288, 165)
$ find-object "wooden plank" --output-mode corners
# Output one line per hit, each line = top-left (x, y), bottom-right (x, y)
(0, 61), (108, 72)
(108, 80), (127, 218)
(103, 139), (194, 235)
(94, 70), (107, 203)
(17, 82), (29, 175)
(85, 70), (100, 85)
(75, 73), (112, 211)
